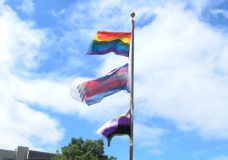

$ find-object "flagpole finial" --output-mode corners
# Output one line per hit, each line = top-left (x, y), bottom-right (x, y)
(131, 12), (135, 18)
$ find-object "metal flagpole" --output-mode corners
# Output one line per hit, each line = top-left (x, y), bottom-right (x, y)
(129, 12), (135, 160)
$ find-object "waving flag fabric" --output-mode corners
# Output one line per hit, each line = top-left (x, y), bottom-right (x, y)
(70, 64), (129, 106)
(87, 31), (131, 57)
(97, 109), (130, 146)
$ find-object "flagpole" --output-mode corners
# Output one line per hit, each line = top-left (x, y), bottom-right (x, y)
(129, 12), (135, 160)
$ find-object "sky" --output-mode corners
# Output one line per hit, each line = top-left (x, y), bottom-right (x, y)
(0, 0), (228, 159)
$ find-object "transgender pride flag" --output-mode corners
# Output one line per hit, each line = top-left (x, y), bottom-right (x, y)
(70, 64), (129, 106)
(97, 109), (130, 146)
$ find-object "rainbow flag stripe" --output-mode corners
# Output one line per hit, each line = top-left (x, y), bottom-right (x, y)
(87, 31), (131, 57)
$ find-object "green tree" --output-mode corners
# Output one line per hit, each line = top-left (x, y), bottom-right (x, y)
(51, 150), (61, 160)
(52, 137), (116, 160)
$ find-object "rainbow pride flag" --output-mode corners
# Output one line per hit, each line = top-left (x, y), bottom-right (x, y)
(97, 109), (130, 146)
(87, 31), (131, 57)
(70, 64), (129, 105)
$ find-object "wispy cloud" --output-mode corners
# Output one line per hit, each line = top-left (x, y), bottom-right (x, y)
(18, 0), (34, 15)
(211, 9), (228, 19)
(210, 155), (228, 160)
(135, 123), (165, 154)
(51, 9), (66, 18)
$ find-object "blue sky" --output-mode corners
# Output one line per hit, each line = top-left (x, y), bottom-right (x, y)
(0, 0), (228, 159)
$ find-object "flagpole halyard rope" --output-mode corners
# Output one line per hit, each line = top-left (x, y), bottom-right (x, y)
(129, 12), (135, 160)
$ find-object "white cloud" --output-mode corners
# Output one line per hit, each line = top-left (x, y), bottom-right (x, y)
(134, 4), (228, 139)
(0, 4), (44, 69)
(189, 0), (212, 13)
(134, 124), (166, 156)
(0, 0), (5, 7)
(211, 9), (228, 19)
(0, 92), (64, 150)
(149, 149), (164, 156)
(210, 155), (228, 160)
(0, 2), (63, 150)
(18, 0), (34, 14)
(51, 9), (66, 18)
(0, 67), (65, 150)
(135, 123), (164, 152)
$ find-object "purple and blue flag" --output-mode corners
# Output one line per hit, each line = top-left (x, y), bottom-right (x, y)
(97, 109), (130, 146)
